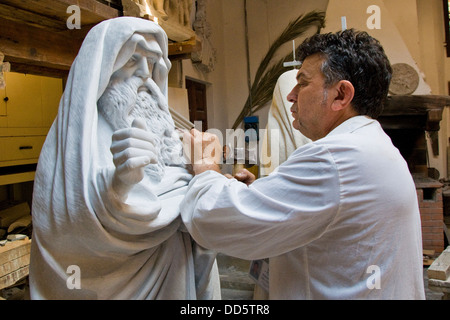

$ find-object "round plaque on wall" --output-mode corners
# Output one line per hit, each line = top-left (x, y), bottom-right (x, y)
(388, 63), (420, 95)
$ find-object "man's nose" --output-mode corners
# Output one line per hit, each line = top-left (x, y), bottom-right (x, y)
(287, 88), (297, 103)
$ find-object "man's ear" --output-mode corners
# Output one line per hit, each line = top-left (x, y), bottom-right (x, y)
(331, 80), (355, 111)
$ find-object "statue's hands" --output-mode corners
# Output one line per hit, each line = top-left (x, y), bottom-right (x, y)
(110, 118), (158, 197)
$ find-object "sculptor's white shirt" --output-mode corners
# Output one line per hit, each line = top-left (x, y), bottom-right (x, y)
(181, 116), (425, 299)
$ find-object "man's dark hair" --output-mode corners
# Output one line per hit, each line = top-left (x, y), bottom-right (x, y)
(297, 29), (392, 118)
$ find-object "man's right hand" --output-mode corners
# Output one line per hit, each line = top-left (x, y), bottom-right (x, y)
(225, 168), (256, 186)
(182, 128), (222, 175)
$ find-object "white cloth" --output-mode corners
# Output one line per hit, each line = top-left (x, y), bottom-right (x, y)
(260, 69), (311, 176)
(30, 17), (220, 300)
(181, 116), (425, 299)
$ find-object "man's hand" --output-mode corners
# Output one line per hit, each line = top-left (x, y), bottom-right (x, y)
(110, 118), (158, 197)
(225, 168), (256, 186)
(183, 128), (222, 175)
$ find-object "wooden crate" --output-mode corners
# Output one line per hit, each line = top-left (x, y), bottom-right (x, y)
(0, 238), (31, 290)
(427, 246), (450, 299)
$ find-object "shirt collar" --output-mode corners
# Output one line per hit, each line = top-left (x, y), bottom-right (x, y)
(326, 115), (375, 137)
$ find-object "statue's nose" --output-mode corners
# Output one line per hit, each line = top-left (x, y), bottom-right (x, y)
(134, 57), (151, 81)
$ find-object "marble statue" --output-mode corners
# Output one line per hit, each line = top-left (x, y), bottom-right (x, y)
(148, 0), (168, 19)
(29, 17), (220, 300)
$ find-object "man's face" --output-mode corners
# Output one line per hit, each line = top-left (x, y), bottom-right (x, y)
(287, 54), (334, 141)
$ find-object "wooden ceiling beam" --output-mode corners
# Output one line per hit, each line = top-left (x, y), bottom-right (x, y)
(0, 3), (66, 31)
(0, 18), (86, 73)
(0, 0), (121, 76)
(0, 0), (119, 27)
(8, 62), (70, 79)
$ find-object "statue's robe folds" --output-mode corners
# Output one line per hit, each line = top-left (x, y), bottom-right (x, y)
(29, 17), (220, 300)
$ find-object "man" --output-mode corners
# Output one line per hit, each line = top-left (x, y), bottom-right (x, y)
(181, 29), (424, 299)
(30, 17), (220, 300)
(260, 68), (311, 177)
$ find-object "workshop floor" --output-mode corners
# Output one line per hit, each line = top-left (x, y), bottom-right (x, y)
(218, 254), (445, 300)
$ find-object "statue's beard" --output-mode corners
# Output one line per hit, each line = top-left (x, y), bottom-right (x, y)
(98, 76), (183, 182)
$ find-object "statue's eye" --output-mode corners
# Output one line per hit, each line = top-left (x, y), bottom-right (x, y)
(126, 54), (140, 66)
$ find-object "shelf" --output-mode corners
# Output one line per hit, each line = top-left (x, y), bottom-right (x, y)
(0, 172), (35, 186)
(168, 37), (200, 60)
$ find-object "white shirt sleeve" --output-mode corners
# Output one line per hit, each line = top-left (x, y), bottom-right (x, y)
(180, 142), (341, 260)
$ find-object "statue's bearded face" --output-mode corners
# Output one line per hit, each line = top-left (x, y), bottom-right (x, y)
(97, 62), (183, 182)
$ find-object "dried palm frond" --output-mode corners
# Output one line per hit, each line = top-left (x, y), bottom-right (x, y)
(232, 11), (326, 129)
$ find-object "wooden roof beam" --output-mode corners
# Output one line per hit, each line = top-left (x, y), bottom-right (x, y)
(0, 18), (85, 75)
